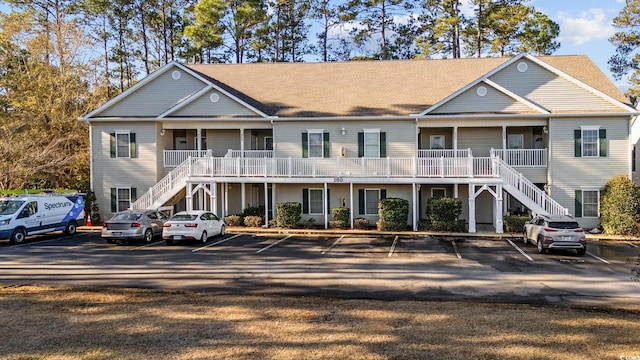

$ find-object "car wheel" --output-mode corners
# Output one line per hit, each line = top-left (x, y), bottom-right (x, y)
(522, 231), (527, 245)
(144, 229), (153, 243)
(537, 236), (546, 254)
(10, 228), (26, 245)
(65, 221), (77, 235)
(200, 231), (208, 243)
(106, 238), (116, 244)
(577, 247), (586, 256)
(220, 225), (226, 236)
(165, 239), (173, 245)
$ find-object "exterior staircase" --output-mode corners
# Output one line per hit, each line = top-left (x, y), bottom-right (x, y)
(132, 155), (569, 218)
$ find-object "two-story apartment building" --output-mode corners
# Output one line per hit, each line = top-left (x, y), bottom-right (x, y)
(82, 54), (637, 232)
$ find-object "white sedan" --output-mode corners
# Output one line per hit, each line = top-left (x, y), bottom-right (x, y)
(162, 211), (225, 245)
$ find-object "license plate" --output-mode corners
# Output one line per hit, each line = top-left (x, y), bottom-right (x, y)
(112, 232), (122, 236)
(173, 235), (181, 240)
(562, 236), (571, 241)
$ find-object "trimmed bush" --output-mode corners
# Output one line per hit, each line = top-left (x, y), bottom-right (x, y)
(331, 207), (350, 228)
(224, 215), (243, 227)
(243, 206), (264, 218)
(377, 197), (409, 231)
(329, 220), (343, 229)
(276, 202), (301, 228)
(243, 216), (263, 227)
(503, 215), (531, 233)
(354, 218), (369, 229)
(600, 175), (640, 235)
(425, 197), (465, 232)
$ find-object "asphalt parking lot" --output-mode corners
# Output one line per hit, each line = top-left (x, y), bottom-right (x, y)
(1, 230), (639, 309)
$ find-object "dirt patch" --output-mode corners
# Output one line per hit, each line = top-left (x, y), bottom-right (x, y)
(1, 285), (639, 359)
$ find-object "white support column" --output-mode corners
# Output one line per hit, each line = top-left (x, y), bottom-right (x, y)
(495, 184), (504, 234)
(241, 183), (246, 211)
(224, 183), (229, 217)
(412, 183), (418, 231)
(349, 182), (354, 229)
(324, 182), (328, 229)
(454, 184), (459, 198)
(264, 182), (269, 228)
(212, 182), (217, 215)
(272, 183), (276, 224)
(186, 182), (193, 212)
(468, 184), (476, 233)
(502, 125), (507, 150)
(197, 128), (202, 152)
(240, 128), (245, 156)
(453, 126), (458, 151)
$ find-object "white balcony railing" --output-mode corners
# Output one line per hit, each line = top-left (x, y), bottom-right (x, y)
(164, 150), (212, 168)
(225, 149), (274, 158)
(418, 148), (472, 158)
(491, 148), (547, 167)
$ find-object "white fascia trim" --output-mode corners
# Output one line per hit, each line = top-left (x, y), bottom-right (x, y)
(82, 62), (191, 120)
(417, 54), (527, 116)
(483, 78), (550, 114)
(157, 85), (213, 118)
(580, 125), (601, 130)
(524, 54), (637, 113)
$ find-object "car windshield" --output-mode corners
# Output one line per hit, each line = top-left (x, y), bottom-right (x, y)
(111, 212), (142, 221)
(0, 200), (24, 216)
(549, 221), (580, 229)
(171, 214), (198, 221)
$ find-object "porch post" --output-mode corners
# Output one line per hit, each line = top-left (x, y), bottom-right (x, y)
(212, 181), (217, 214)
(240, 128), (245, 157)
(502, 125), (507, 150)
(272, 183), (276, 225)
(224, 183), (229, 217)
(468, 184), (476, 233)
(495, 184), (504, 234)
(453, 126), (458, 151)
(454, 184), (459, 198)
(412, 183), (418, 231)
(349, 182), (354, 229)
(197, 128), (202, 152)
(264, 182), (269, 228)
(186, 182), (193, 212)
(324, 182), (328, 229)
(241, 183), (246, 211)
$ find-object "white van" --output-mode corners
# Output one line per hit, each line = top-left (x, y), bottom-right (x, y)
(0, 193), (86, 244)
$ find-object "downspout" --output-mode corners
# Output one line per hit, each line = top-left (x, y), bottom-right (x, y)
(89, 124), (94, 192)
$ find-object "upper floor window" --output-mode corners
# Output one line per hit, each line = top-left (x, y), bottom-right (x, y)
(574, 126), (606, 158)
(110, 132), (137, 158)
(358, 130), (386, 158)
(430, 135), (445, 150)
(302, 130), (329, 158)
(308, 131), (323, 158)
(507, 134), (523, 149)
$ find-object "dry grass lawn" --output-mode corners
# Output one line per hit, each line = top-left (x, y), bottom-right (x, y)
(1, 285), (639, 360)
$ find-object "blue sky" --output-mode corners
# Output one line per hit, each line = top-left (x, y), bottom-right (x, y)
(528, 0), (627, 90)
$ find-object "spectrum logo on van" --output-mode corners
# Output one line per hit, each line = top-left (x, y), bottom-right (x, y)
(44, 202), (72, 211)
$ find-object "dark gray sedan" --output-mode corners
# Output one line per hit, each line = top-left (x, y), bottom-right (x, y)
(102, 210), (168, 244)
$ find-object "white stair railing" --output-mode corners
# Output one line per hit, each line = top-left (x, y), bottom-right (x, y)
(493, 156), (567, 215)
(131, 157), (194, 210)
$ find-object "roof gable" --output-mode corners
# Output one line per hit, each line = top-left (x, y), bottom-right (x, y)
(161, 86), (261, 118)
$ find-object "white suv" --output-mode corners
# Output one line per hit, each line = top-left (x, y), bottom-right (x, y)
(523, 215), (587, 255)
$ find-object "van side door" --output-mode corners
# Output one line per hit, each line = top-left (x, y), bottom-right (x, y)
(18, 202), (41, 231)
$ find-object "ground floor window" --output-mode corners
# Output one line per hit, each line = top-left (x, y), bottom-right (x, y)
(582, 190), (599, 217)
(309, 188), (323, 214)
(111, 187), (136, 212)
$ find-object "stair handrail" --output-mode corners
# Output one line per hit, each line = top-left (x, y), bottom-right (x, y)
(131, 157), (194, 210)
(493, 156), (568, 215)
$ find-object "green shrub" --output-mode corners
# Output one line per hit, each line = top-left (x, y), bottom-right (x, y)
(354, 218), (369, 229)
(418, 219), (431, 231)
(429, 219), (466, 232)
(243, 216), (263, 227)
(503, 215), (531, 233)
(329, 220), (343, 229)
(331, 207), (350, 227)
(377, 197), (409, 231)
(224, 215), (243, 226)
(600, 175), (640, 235)
(243, 206), (264, 218)
(276, 202), (301, 228)
(427, 197), (462, 221)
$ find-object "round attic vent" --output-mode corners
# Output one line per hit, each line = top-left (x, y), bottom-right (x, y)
(476, 86), (487, 97)
(171, 70), (181, 80)
(517, 61), (528, 73)
(210, 93), (220, 103)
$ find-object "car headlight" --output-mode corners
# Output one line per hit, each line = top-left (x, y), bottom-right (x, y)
(0, 219), (10, 226)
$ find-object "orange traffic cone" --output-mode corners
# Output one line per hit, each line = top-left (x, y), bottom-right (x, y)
(86, 214), (92, 226)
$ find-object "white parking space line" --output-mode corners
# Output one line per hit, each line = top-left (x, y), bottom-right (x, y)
(321, 235), (344, 255)
(587, 252), (611, 264)
(388, 236), (399, 257)
(257, 235), (292, 254)
(12, 233), (87, 247)
(451, 240), (462, 259)
(507, 239), (534, 261)
(130, 241), (164, 250)
(625, 242), (639, 248)
(192, 234), (243, 253)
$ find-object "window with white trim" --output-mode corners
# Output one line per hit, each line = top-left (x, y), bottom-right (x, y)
(364, 130), (380, 158)
(507, 134), (523, 149)
(582, 128), (599, 157)
(116, 188), (131, 212)
(308, 188), (323, 214)
(116, 132), (131, 158)
(365, 189), (380, 215)
(308, 131), (323, 158)
(582, 190), (599, 217)
(431, 188), (446, 198)
(430, 135), (445, 149)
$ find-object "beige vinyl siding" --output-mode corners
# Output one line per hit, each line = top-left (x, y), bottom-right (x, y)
(206, 129), (241, 157)
(435, 84), (537, 114)
(516, 168), (547, 184)
(491, 59), (624, 113)
(92, 123), (158, 218)
(548, 116), (630, 228)
(457, 127), (502, 157)
(273, 120), (416, 158)
(99, 70), (206, 117)
(171, 90), (258, 117)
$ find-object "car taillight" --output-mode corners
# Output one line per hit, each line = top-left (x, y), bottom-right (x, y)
(542, 236), (554, 243)
(184, 224), (198, 228)
(102, 222), (107, 228)
(131, 222), (141, 228)
(574, 229), (584, 233)
(579, 238), (586, 243)
(163, 223), (172, 228)
(543, 227), (558, 232)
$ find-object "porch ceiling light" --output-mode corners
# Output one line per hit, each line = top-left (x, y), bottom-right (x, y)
(341, 127), (346, 136)
(160, 128), (165, 136)
(543, 126), (548, 134)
